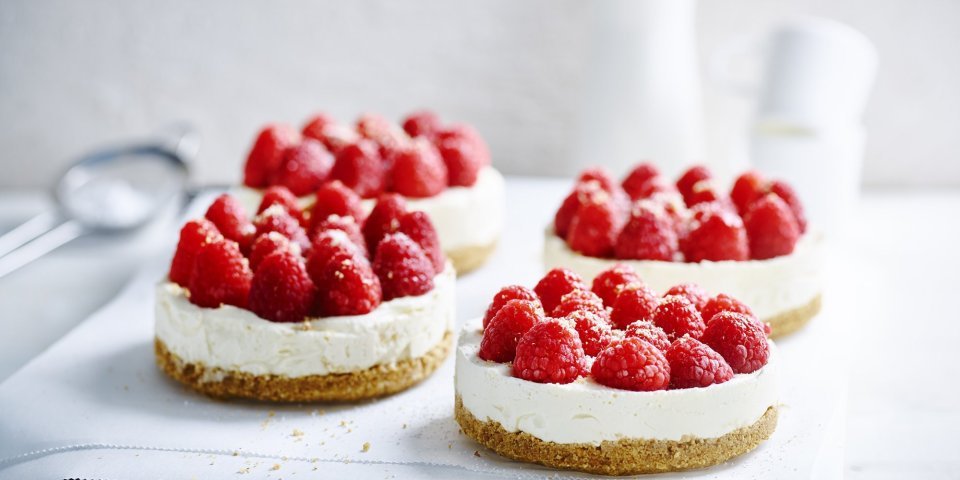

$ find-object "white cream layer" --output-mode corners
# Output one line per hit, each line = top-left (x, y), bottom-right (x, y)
(543, 229), (824, 320)
(155, 264), (455, 378)
(234, 167), (506, 251)
(455, 322), (779, 445)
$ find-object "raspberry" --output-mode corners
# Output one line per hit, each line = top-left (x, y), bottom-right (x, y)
(187, 238), (252, 309)
(552, 289), (607, 318)
(577, 167), (619, 193)
(257, 186), (306, 226)
(362, 193), (407, 252)
(301, 112), (337, 142)
(478, 299), (544, 362)
(308, 248), (382, 316)
(634, 178), (677, 200)
(513, 320), (585, 384)
(397, 211), (445, 274)
(356, 113), (409, 156)
(609, 282), (659, 329)
(331, 140), (386, 199)
(701, 293), (755, 324)
(534, 268), (587, 314)
(402, 110), (442, 139)
(566, 310), (613, 356)
(680, 202), (749, 262)
(591, 337), (670, 391)
(730, 170), (767, 215)
(169, 219), (222, 286)
(310, 180), (366, 227)
(204, 194), (254, 253)
(313, 123), (360, 156)
(553, 181), (604, 239)
(621, 162), (661, 200)
(435, 124), (490, 166)
(591, 264), (641, 307)
(701, 312), (770, 374)
(272, 138), (334, 197)
(249, 231), (300, 272)
(652, 295), (706, 340)
(685, 180), (725, 207)
(676, 165), (712, 204)
(743, 193), (801, 260)
(483, 285), (540, 328)
(248, 250), (315, 323)
(665, 337), (734, 389)
(624, 320), (670, 352)
(436, 137), (482, 187)
(614, 202), (678, 261)
(243, 124), (300, 188)
(770, 180), (807, 233)
(390, 138), (448, 198)
(373, 233), (435, 300)
(309, 229), (366, 264)
(311, 214), (367, 256)
(664, 283), (709, 312)
(254, 204), (310, 252)
(567, 195), (620, 258)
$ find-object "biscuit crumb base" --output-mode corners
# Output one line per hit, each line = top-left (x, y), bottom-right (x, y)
(767, 294), (822, 338)
(454, 396), (777, 475)
(156, 331), (451, 402)
(447, 240), (498, 276)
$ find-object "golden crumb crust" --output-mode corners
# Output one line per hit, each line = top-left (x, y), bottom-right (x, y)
(155, 331), (451, 402)
(766, 294), (822, 338)
(447, 240), (498, 276)
(455, 396), (778, 475)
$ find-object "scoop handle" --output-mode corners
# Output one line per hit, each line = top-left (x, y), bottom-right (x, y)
(0, 219), (86, 279)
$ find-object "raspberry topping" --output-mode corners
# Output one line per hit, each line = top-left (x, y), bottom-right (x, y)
(552, 289), (607, 319)
(356, 113), (409, 156)
(701, 293), (756, 324)
(169, 219), (223, 287)
(253, 204), (310, 253)
(436, 124), (490, 166)
(204, 195), (254, 253)
(309, 249), (381, 316)
(372, 233), (435, 300)
(700, 312), (770, 374)
(257, 186), (306, 227)
(730, 170), (766, 215)
(390, 138), (448, 198)
(567, 194), (620, 258)
(248, 231), (299, 272)
(621, 162), (661, 200)
(770, 180), (807, 233)
(743, 193), (801, 260)
(609, 282), (659, 330)
(665, 337), (734, 389)
(534, 268), (587, 314)
(680, 202), (749, 262)
(310, 180), (366, 227)
(272, 138), (334, 197)
(566, 310), (614, 356)
(614, 202), (678, 261)
(664, 283), (709, 312)
(590, 264), (641, 308)
(243, 124), (301, 188)
(187, 238), (252, 309)
(398, 211), (445, 274)
(401, 110), (442, 139)
(652, 295), (706, 340)
(513, 320), (586, 384)
(591, 337), (670, 391)
(676, 165), (712, 205)
(554, 181), (603, 239)
(483, 285), (540, 329)
(309, 229), (365, 262)
(248, 250), (315, 323)
(436, 137), (482, 187)
(478, 299), (544, 362)
(301, 113), (337, 142)
(577, 167), (619, 194)
(362, 193), (407, 252)
(311, 214), (367, 256)
(685, 180), (725, 207)
(331, 140), (386, 199)
(623, 320), (671, 353)
(312, 123), (360, 156)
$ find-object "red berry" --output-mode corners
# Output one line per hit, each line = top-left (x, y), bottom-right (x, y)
(309, 229), (366, 264)
(685, 179), (725, 207)
(567, 310), (613, 356)
(731, 170), (767, 215)
(272, 139), (334, 197)
(243, 124), (301, 188)
(665, 337), (734, 389)
(356, 113), (409, 156)
(744, 193), (801, 260)
(513, 320), (585, 384)
(591, 337), (670, 391)
(372, 233), (435, 300)
(609, 282), (659, 329)
(614, 202), (678, 261)
(553, 181), (604, 239)
(770, 180), (807, 233)
(311, 214), (367, 256)
(257, 186), (306, 226)
(362, 193), (407, 253)
(313, 123), (360, 156)
(436, 124), (490, 167)
(390, 138), (448, 198)
(248, 231), (299, 272)
(478, 299), (544, 362)
(483, 285), (540, 329)
(301, 112), (337, 142)
(701, 293), (755, 324)
(624, 320), (671, 352)
(331, 140), (386, 199)
(680, 202), (749, 262)
(187, 238), (252, 309)
(701, 312), (770, 374)
(552, 289), (607, 319)
(248, 250), (315, 323)
(396, 211), (445, 274)
(436, 137), (482, 187)
(664, 283), (709, 312)
(676, 165), (712, 204)
(567, 195), (620, 258)
(308, 248), (381, 316)
(591, 264), (641, 307)
(169, 219), (222, 286)
(621, 162), (661, 200)
(534, 268), (587, 314)
(254, 204), (310, 252)
(402, 110), (442, 139)
(205, 194), (254, 253)
(310, 180), (366, 227)
(652, 295), (706, 340)
(577, 167), (619, 194)
(634, 178), (677, 200)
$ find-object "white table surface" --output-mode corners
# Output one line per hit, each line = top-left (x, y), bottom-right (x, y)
(0, 180), (957, 479)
